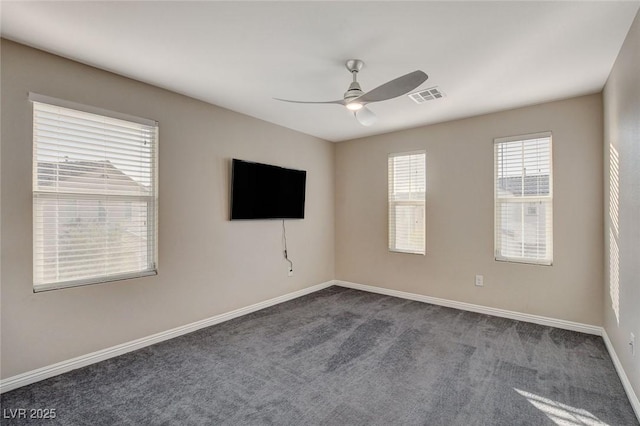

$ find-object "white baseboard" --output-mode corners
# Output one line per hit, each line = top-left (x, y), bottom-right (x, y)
(334, 280), (602, 335)
(602, 330), (640, 421)
(0, 280), (335, 394)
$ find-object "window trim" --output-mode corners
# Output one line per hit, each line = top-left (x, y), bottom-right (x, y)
(28, 92), (157, 126)
(31, 94), (159, 292)
(388, 150), (426, 255)
(494, 131), (553, 266)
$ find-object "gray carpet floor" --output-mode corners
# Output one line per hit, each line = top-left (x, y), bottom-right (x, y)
(1, 286), (638, 425)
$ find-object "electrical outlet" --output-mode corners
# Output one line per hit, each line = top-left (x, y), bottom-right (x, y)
(630, 333), (635, 356)
(287, 269), (294, 277)
(475, 275), (484, 287)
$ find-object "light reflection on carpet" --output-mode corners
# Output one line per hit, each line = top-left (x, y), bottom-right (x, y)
(515, 388), (608, 426)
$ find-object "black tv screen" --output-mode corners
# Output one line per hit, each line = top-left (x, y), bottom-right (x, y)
(231, 159), (306, 220)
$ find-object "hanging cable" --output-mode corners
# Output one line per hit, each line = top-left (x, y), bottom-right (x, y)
(282, 219), (293, 272)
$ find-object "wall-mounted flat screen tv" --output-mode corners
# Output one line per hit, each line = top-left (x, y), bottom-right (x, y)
(231, 159), (306, 220)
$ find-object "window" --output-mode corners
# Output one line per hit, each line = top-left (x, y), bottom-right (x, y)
(31, 93), (158, 291)
(388, 151), (426, 255)
(494, 132), (552, 265)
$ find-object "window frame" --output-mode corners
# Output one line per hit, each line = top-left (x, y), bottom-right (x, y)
(30, 93), (159, 292)
(494, 131), (553, 266)
(388, 150), (426, 255)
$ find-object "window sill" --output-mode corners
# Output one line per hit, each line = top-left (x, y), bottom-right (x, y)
(495, 257), (552, 266)
(33, 270), (157, 293)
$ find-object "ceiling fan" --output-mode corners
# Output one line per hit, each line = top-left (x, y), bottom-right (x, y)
(275, 60), (428, 126)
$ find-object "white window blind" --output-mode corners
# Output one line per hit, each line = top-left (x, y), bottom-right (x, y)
(494, 132), (552, 265)
(388, 151), (426, 255)
(31, 94), (158, 291)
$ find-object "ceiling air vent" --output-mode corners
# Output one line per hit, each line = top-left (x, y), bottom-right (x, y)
(408, 87), (446, 104)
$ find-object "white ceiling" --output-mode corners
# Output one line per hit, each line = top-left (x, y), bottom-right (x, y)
(2, 1), (638, 142)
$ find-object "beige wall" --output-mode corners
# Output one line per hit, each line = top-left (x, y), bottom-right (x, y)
(336, 94), (604, 325)
(603, 10), (640, 400)
(0, 40), (335, 379)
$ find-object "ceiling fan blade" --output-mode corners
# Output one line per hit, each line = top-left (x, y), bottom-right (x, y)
(356, 70), (428, 104)
(355, 106), (377, 126)
(274, 98), (345, 105)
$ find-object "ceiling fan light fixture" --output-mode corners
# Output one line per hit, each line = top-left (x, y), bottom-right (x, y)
(345, 101), (363, 111)
(355, 106), (377, 126)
